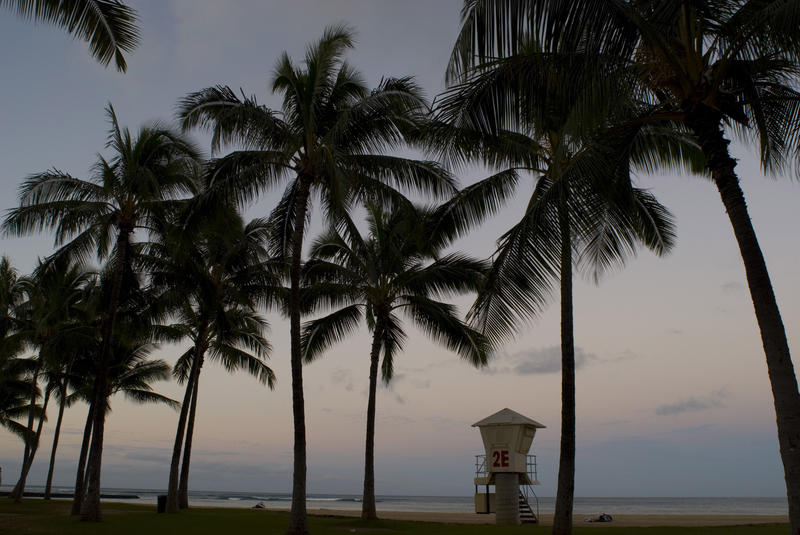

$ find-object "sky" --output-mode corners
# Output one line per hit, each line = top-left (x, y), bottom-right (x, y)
(0, 1), (798, 499)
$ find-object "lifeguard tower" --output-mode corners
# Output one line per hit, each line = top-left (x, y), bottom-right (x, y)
(472, 408), (545, 525)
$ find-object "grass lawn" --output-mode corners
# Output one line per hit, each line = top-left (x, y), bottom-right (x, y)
(0, 500), (789, 535)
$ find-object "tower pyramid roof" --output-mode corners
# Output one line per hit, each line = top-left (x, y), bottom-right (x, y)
(471, 408), (545, 428)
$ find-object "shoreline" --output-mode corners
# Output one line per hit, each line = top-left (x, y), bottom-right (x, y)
(33, 493), (791, 526)
(301, 508), (789, 527)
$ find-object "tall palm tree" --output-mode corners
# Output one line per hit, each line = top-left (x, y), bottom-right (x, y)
(42, 361), (78, 500)
(301, 203), (490, 520)
(43, 274), (100, 500)
(449, 1), (800, 531)
(431, 40), (699, 532)
(0, 258), (31, 487)
(146, 205), (277, 513)
(167, 306), (274, 510)
(2, 104), (200, 520)
(68, 274), (179, 514)
(178, 25), (455, 534)
(9, 373), (52, 500)
(8, 257), (92, 501)
(1, 0), (139, 71)
(62, 274), (104, 515)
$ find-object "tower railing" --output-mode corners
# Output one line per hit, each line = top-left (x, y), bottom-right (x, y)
(475, 454), (488, 480)
(526, 455), (538, 484)
(473, 453), (538, 482)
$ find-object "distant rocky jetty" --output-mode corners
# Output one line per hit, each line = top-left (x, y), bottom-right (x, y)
(0, 491), (139, 499)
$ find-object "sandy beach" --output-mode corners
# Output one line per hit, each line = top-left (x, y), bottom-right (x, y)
(307, 508), (788, 527)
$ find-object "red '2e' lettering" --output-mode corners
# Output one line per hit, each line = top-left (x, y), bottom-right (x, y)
(492, 450), (509, 467)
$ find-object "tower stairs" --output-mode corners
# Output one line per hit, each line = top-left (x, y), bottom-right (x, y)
(518, 490), (538, 524)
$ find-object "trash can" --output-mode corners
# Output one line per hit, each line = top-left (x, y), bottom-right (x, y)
(157, 495), (167, 513)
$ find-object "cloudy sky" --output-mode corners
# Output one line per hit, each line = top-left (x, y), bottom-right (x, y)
(0, 1), (798, 498)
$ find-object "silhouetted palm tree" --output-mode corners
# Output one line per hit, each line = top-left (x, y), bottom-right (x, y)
(146, 204), (277, 512)
(0, 257), (22, 354)
(43, 273), (101, 500)
(302, 203), (490, 520)
(42, 361), (78, 500)
(0, 258), (31, 483)
(433, 37), (704, 532)
(69, 337), (179, 505)
(178, 25), (455, 534)
(9, 257), (92, 501)
(0, 356), (35, 443)
(448, 1), (800, 531)
(2, 104), (200, 520)
(1, 0), (139, 71)
(68, 275), (178, 514)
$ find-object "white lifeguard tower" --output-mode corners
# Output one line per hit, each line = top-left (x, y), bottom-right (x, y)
(472, 408), (545, 525)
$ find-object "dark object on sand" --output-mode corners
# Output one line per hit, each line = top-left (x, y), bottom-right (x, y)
(253, 501), (266, 509)
(584, 513), (613, 522)
(157, 495), (167, 513)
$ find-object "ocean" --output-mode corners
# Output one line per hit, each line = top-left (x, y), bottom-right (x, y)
(10, 486), (788, 516)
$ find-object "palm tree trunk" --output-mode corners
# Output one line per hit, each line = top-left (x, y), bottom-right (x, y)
(44, 381), (68, 499)
(10, 360), (42, 501)
(178, 359), (203, 509)
(687, 105), (800, 535)
(361, 317), (385, 521)
(166, 344), (204, 513)
(22, 364), (40, 458)
(80, 359), (108, 520)
(71, 402), (94, 515)
(553, 193), (575, 535)
(287, 175), (313, 535)
(81, 229), (131, 522)
(11, 387), (51, 502)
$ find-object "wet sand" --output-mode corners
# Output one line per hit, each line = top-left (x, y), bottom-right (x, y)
(306, 508), (788, 527)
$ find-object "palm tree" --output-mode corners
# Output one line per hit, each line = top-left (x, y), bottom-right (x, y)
(63, 274), (104, 515)
(0, 355), (36, 444)
(0, 257), (22, 353)
(178, 25), (455, 534)
(1, 0), (139, 71)
(301, 203), (490, 520)
(9, 373), (51, 500)
(8, 257), (92, 502)
(168, 306), (274, 510)
(431, 40), (699, 531)
(146, 205), (277, 513)
(69, 336), (179, 505)
(2, 104), (200, 520)
(0, 257), (31, 488)
(448, 1), (800, 531)
(42, 362), (78, 500)
(68, 274), (179, 514)
(43, 275), (101, 500)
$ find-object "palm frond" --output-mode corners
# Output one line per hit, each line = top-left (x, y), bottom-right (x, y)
(207, 344), (275, 388)
(468, 185), (561, 343)
(427, 168), (520, 245)
(346, 155), (458, 200)
(203, 151), (293, 209)
(1, 0), (140, 71)
(398, 254), (489, 298)
(122, 389), (179, 409)
(300, 305), (363, 363)
(400, 295), (490, 368)
(379, 313), (406, 383)
(178, 85), (292, 153)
